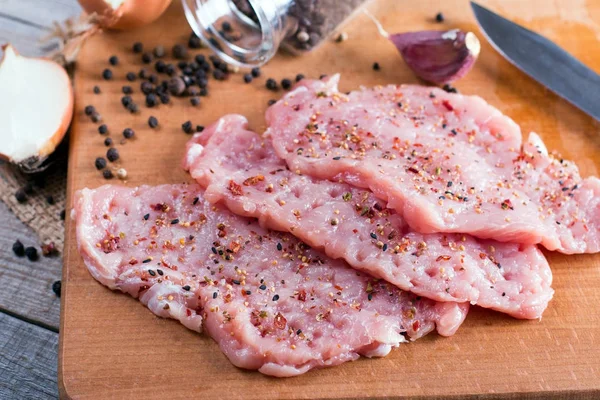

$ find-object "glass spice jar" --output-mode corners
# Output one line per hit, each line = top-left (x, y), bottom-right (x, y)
(182, 0), (371, 68)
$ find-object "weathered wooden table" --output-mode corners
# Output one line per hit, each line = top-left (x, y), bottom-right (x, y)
(0, 1), (80, 399)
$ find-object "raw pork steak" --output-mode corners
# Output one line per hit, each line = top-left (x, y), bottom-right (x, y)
(266, 75), (600, 253)
(183, 115), (553, 319)
(73, 184), (468, 377)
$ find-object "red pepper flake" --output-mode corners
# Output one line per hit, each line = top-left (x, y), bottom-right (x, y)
(479, 252), (487, 260)
(436, 255), (451, 262)
(442, 100), (454, 111)
(407, 166), (419, 174)
(186, 309), (192, 317)
(243, 175), (265, 186)
(412, 320), (420, 331)
(41, 242), (58, 257)
(297, 289), (307, 302)
(274, 312), (287, 329)
(228, 180), (244, 196)
(500, 199), (514, 210)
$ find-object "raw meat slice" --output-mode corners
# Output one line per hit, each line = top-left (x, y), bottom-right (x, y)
(266, 75), (600, 253)
(73, 184), (469, 377)
(183, 114), (553, 319)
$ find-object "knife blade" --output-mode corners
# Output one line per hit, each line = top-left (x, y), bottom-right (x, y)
(471, 1), (600, 121)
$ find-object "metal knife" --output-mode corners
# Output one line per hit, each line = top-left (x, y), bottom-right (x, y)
(471, 1), (600, 121)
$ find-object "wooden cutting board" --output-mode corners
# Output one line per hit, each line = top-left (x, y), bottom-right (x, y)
(59, 0), (600, 398)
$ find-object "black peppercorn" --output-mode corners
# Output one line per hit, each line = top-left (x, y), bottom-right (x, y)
(133, 42), (144, 53)
(213, 69), (226, 80)
(148, 116), (159, 128)
(46, 195), (55, 205)
(188, 33), (202, 49)
(149, 74), (159, 84)
(126, 72), (136, 82)
(127, 103), (139, 113)
(159, 94), (170, 104)
(266, 78), (278, 91)
(52, 280), (61, 298)
(142, 52), (153, 64)
(98, 124), (108, 134)
(95, 157), (107, 170)
(267, 99), (276, 106)
(295, 73), (305, 82)
(182, 121), (193, 134)
(93, 85), (101, 94)
(181, 75), (193, 87)
(121, 95), (132, 107)
(195, 54), (206, 64)
(91, 112), (102, 123)
(165, 64), (176, 76)
(222, 21), (232, 32)
(281, 78), (292, 90)
(155, 60), (166, 73)
(251, 67), (261, 77)
(102, 69), (113, 80)
(190, 97), (200, 106)
(84, 105), (95, 116)
(168, 77), (186, 96)
(196, 125), (204, 132)
(123, 128), (135, 139)
(25, 246), (39, 261)
(373, 62), (381, 71)
(103, 169), (113, 179)
(13, 240), (25, 256)
(435, 12), (444, 23)
(109, 55), (119, 65)
(107, 148), (119, 162)
(199, 87), (208, 96)
(104, 137), (113, 147)
(243, 73), (252, 83)
(197, 77), (208, 88)
(173, 44), (187, 59)
(122, 86), (133, 94)
(146, 93), (158, 107)
(442, 83), (458, 93)
(60, 209), (66, 220)
(141, 81), (154, 95)
(139, 68), (150, 79)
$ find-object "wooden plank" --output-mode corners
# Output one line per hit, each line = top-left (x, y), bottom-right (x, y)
(0, 0), (81, 29)
(0, 200), (61, 331)
(0, 312), (59, 400)
(60, 0), (600, 398)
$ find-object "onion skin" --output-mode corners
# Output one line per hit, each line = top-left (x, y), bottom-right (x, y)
(78, 0), (173, 30)
(389, 30), (481, 85)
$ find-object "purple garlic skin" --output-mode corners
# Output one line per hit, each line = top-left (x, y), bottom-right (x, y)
(389, 29), (481, 84)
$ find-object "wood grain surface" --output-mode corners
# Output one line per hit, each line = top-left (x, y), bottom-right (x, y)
(60, 0), (600, 398)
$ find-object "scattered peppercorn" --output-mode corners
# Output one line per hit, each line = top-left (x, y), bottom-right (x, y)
(190, 96), (200, 106)
(95, 157), (107, 170)
(121, 95), (132, 107)
(188, 33), (202, 49)
(148, 74), (159, 84)
(91, 112), (102, 123)
(107, 148), (119, 162)
(159, 94), (170, 104)
(52, 280), (61, 297)
(126, 72), (137, 81)
(267, 99), (276, 106)
(295, 73), (305, 82)
(266, 78), (278, 90)
(243, 73), (252, 83)
(251, 67), (261, 77)
(213, 69), (226, 80)
(15, 188), (27, 203)
(138, 68), (150, 79)
(103, 169), (113, 179)
(182, 121), (193, 134)
(104, 138), (113, 147)
(123, 128), (135, 139)
(98, 124), (108, 134)
(127, 103), (139, 113)
(23, 183), (33, 194)
(60, 209), (66, 220)
(148, 116), (159, 128)
(122, 86), (133, 94)
(116, 168), (128, 180)
(93, 85), (101, 94)
(133, 42), (144, 53)
(281, 78), (292, 90)
(12, 240), (25, 257)
(199, 87), (209, 96)
(272, 294), (280, 301)
(102, 69), (113, 80)
(196, 125), (204, 132)
(168, 77), (186, 96)
(173, 44), (187, 59)
(373, 62), (381, 71)
(435, 12), (444, 23)
(141, 52), (153, 64)
(109, 55), (119, 65)
(442, 83), (458, 93)
(46, 195), (55, 205)
(25, 246), (38, 261)
(146, 93), (159, 107)
(141, 81), (154, 95)
(84, 105), (95, 116)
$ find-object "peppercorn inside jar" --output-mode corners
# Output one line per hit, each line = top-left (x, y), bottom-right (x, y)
(181, 0), (371, 68)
